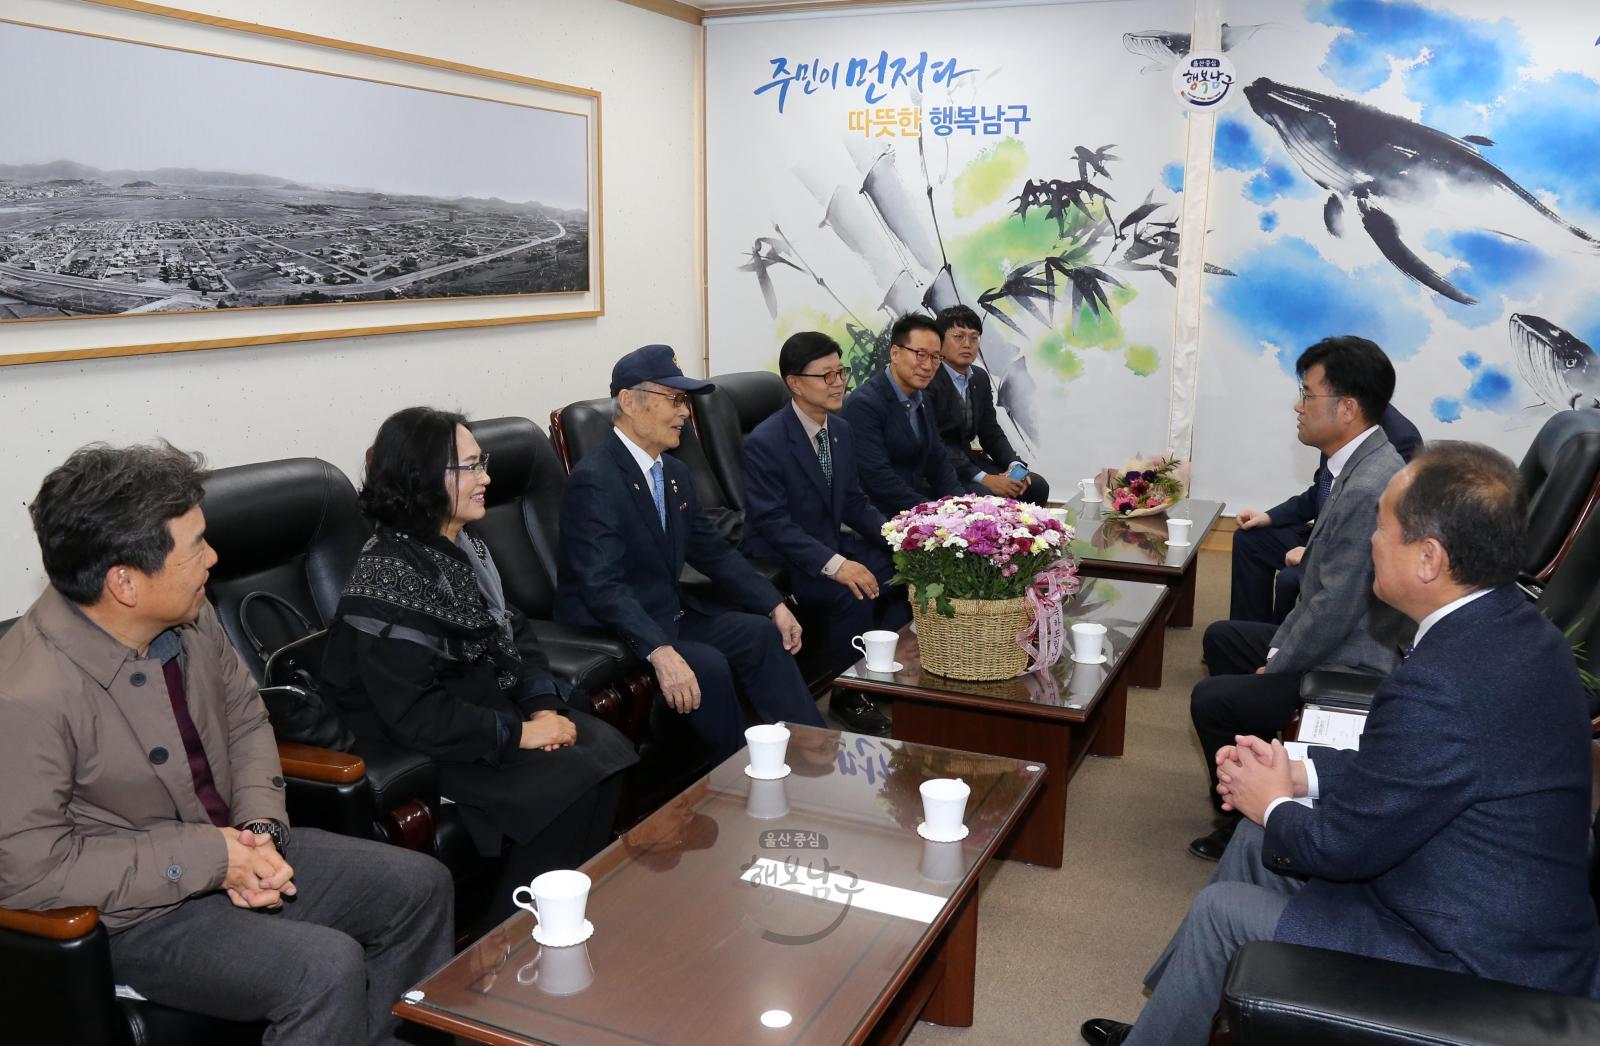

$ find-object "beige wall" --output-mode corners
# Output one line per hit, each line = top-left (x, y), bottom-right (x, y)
(0, 0), (703, 615)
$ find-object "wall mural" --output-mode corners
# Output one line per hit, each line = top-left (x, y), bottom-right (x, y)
(707, 0), (1195, 488)
(1195, 0), (1600, 507)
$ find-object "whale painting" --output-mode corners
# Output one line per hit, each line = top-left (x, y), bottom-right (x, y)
(1510, 315), (1600, 411)
(1121, 24), (1265, 72)
(1243, 77), (1600, 305)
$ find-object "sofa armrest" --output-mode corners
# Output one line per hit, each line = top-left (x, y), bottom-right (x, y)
(1222, 941), (1600, 1045)
(1298, 671), (1382, 712)
(0, 906), (99, 941)
(277, 741), (365, 784)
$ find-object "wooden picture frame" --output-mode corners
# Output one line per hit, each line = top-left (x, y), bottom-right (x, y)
(0, 0), (603, 367)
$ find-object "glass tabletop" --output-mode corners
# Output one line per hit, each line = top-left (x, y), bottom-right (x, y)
(398, 725), (1043, 1046)
(1056, 496), (1224, 573)
(838, 576), (1167, 719)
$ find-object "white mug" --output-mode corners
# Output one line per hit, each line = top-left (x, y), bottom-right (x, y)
(1079, 477), (1102, 501)
(745, 723), (791, 777)
(1070, 622), (1107, 663)
(852, 629), (899, 672)
(511, 869), (590, 941)
(920, 777), (971, 836)
(746, 776), (789, 820)
(1167, 517), (1193, 544)
(518, 943), (595, 995)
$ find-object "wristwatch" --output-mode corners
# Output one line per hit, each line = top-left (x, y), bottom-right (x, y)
(242, 819), (290, 852)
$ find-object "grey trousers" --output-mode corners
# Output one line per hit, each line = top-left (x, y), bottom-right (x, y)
(108, 827), (454, 1046)
(1126, 820), (1306, 1046)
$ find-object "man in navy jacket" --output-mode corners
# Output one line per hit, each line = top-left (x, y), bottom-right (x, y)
(1230, 403), (1423, 624)
(742, 332), (911, 735)
(843, 313), (965, 519)
(556, 346), (824, 760)
(1081, 442), (1600, 1046)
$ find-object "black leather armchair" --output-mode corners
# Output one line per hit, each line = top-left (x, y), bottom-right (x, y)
(1519, 410), (1600, 586)
(694, 370), (789, 516)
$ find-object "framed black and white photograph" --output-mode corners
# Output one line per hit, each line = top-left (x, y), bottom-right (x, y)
(0, 0), (603, 365)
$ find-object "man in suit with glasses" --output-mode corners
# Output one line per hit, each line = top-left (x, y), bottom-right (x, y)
(843, 314), (966, 519)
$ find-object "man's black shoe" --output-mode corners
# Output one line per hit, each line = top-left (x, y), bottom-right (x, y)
(1188, 818), (1240, 862)
(831, 690), (890, 736)
(1080, 1017), (1133, 1046)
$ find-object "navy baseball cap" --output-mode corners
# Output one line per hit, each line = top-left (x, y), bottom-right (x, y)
(609, 344), (715, 396)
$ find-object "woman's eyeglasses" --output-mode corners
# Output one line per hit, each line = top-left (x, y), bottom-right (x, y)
(446, 453), (491, 475)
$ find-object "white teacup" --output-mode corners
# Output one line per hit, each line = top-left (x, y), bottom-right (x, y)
(1167, 517), (1193, 544)
(919, 837), (966, 883)
(1079, 477), (1102, 501)
(745, 723), (791, 777)
(512, 869), (590, 943)
(518, 943), (595, 995)
(1070, 622), (1107, 663)
(851, 629), (899, 672)
(746, 776), (789, 820)
(920, 778), (971, 837)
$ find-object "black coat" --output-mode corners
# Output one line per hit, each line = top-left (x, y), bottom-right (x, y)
(925, 364), (1020, 483)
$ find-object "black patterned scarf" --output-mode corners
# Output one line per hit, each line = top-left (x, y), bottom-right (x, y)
(336, 525), (520, 690)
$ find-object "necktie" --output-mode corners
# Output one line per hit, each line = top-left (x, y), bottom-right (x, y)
(160, 657), (232, 828)
(1315, 466), (1333, 515)
(649, 460), (667, 530)
(816, 429), (833, 485)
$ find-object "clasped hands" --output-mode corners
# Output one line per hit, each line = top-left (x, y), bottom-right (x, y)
(221, 826), (295, 910)
(520, 708), (576, 751)
(1215, 735), (1308, 825)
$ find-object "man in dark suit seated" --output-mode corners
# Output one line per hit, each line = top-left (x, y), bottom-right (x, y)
(556, 345), (825, 761)
(1081, 442), (1600, 1046)
(843, 313), (966, 519)
(0, 443), (453, 1044)
(1231, 404), (1423, 624)
(742, 331), (912, 737)
(1189, 337), (1411, 861)
(926, 305), (1050, 505)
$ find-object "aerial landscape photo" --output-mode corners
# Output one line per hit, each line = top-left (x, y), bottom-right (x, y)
(0, 19), (591, 321)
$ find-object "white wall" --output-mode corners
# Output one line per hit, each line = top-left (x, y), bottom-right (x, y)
(0, 0), (703, 616)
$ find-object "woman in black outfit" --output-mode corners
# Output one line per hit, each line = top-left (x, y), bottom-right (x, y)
(319, 407), (637, 922)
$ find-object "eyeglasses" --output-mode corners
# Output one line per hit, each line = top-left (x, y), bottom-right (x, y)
(944, 330), (979, 346)
(446, 453), (491, 475)
(633, 387), (692, 409)
(1296, 386), (1345, 407)
(794, 367), (848, 386)
(895, 345), (945, 365)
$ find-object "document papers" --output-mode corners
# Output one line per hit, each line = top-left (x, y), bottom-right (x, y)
(1283, 704), (1368, 807)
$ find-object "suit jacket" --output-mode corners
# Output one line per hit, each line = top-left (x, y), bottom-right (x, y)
(926, 364), (1019, 484)
(555, 431), (785, 659)
(1268, 406), (1424, 528)
(843, 369), (964, 518)
(1267, 585), (1600, 997)
(740, 406), (888, 577)
(0, 590), (287, 931)
(1267, 428), (1410, 675)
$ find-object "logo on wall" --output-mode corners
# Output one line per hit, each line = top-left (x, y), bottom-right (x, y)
(1172, 50), (1236, 110)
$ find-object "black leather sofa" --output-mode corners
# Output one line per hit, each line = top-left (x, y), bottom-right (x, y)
(1520, 409), (1600, 586)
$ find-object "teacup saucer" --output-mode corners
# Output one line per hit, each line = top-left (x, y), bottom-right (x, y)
(864, 661), (904, 674)
(744, 763), (791, 781)
(917, 822), (969, 844)
(1166, 540), (1193, 547)
(532, 919), (594, 948)
(1071, 654), (1108, 665)
(1081, 496), (1103, 503)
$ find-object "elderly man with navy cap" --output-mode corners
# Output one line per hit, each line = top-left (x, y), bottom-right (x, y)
(555, 345), (824, 759)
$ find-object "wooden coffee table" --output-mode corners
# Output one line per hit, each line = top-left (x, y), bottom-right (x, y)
(395, 725), (1043, 1045)
(838, 577), (1168, 869)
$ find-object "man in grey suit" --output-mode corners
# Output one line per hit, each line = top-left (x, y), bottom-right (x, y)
(1187, 337), (1412, 861)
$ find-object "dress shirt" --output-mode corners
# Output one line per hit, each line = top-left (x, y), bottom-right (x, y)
(886, 366), (926, 439)
(942, 362), (988, 482)
(1265, 424), (1382, 663)
(1262, 587), (1492, 824)
(791, 402), (845, 577)
(613, 426), (662, 483)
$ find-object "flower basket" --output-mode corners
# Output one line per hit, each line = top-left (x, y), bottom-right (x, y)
(909, 587), (1032, 681)
(885, 495), (1080, 680)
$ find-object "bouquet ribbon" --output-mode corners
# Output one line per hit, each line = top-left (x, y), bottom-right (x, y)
(1018, 559), (1082, 673)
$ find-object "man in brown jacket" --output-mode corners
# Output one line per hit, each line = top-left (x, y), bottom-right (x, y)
(0, 442), (453, 1045)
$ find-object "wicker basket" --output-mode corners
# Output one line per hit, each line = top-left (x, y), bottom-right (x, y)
(909, 586), (1031, 681)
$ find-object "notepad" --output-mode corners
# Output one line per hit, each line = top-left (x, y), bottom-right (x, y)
(1283, 705), (1368, 807)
